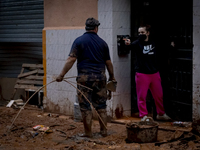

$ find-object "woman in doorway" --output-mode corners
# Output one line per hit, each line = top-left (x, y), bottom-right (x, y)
(125, 25), (172, 121)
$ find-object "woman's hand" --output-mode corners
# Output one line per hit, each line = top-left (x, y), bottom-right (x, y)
(125, 39), (131, 45)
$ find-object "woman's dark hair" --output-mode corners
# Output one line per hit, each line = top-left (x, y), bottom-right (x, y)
(139, 24), (151, 32)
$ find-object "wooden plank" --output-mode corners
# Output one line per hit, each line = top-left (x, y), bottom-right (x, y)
(158, 126), (192, 132)
(25, 75), (43, 80)
(14, 84), (41, 90)
(11, 67), (25, 99)
(38, 69), (44, 74)
(16, 79), (43, 85)
(22, 64), (43, 68)
(6, 100), (15, 107)
(20, 67), (25, 74)
(111, 120), (126, 125)
(18, 69), (38, 78)
(158, 122), (192, 132)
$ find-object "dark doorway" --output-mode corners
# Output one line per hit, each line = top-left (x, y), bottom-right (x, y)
(130, 0), (193, 121)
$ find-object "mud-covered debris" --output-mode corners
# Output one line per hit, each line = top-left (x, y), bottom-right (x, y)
(1, 106), (200, 150)
(6, 99), (24, 108)
(39, 127), (53, 133)
(126, 118), (159, 143)
(33, 125), (44, 130)
(24, 130), (38, 139)
(171, 121), (192, 127)
(89, 139), (109, 145)
(56, 129), (67, 135)
(47, 113), (59, 118)
(108, 145), (121, 149)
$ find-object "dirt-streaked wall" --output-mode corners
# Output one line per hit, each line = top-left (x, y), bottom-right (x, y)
(44, 0), (98, 27)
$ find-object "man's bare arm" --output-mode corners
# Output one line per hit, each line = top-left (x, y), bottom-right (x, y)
(56, 56), (76, 82)
(105, 60), (115, 81)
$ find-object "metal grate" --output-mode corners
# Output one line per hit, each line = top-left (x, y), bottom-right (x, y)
(0, 0), (44, 78)
(0, 0), (44, 42)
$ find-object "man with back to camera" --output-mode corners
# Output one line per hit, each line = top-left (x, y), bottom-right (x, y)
(56, 17), (116, 137)
(125, 25), (172, 121)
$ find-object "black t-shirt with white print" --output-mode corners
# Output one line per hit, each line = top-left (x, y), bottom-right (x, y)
(131, 39), (159, 74)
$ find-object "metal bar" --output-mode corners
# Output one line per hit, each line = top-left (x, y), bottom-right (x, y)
(0, 24), (44, 29)
(169, 100), (192, 106)
(0, 19), (44, 25)
(0, 1), (43, 7)
(0, 10), (43, 16)
(0, 38), (42, 42)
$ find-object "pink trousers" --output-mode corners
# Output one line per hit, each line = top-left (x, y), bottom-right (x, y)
(135, 72), (165, 118)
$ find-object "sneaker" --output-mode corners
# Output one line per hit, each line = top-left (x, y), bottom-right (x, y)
(156, 113), (171, 121)
(141, 116), (149, 121)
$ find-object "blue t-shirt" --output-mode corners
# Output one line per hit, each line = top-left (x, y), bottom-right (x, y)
(69, 32), (111, 82)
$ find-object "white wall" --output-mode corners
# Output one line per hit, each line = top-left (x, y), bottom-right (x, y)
(44, 28), (85, 115)
(98, 0), (131, 118)
(193, 0), (200, 121)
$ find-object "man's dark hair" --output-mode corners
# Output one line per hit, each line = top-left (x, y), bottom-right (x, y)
(85, 17), (100, 30)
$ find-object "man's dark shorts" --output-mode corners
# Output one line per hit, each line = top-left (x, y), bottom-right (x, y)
(77, 80), (107, 111)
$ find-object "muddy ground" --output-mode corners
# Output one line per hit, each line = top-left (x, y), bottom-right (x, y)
(0, 103), (200, 150)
